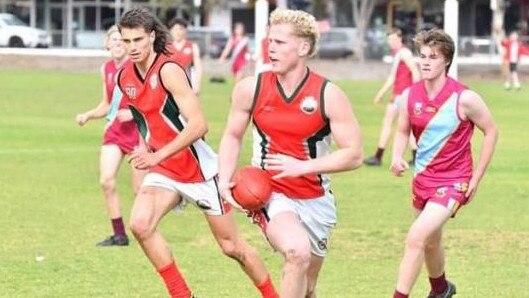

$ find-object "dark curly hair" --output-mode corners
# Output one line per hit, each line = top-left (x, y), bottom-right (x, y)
(118, 8), (170, 55)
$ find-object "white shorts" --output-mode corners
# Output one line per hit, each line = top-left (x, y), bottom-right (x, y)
(266, 191), (337, 257)
(141, 173), (227, 216)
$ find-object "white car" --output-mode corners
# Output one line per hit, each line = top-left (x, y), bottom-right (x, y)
(0, 13), (51, 48)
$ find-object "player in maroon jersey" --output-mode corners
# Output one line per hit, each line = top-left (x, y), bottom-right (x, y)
(75, 25), (145, 247)
(117, 8), (277, 298)
(364, 28), (420, 167)
(219, 22), (249, 82)
(390, 29), (498, 298)
(167, 18), (203, 95)
(218, 9), (363, 298)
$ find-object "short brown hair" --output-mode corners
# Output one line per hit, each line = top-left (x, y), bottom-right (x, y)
(414, 29), (455, 73)
(387, 27), (403, 38)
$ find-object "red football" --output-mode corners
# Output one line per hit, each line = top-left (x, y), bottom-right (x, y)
(231, 166), (272, 211)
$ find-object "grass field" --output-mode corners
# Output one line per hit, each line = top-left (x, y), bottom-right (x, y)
(0, 69), (528, 297)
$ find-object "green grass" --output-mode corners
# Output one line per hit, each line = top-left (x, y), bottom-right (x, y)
(0, 69), (528, 297)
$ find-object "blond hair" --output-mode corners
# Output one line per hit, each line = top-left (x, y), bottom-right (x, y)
(104, 25), (120, 50)
(269, 9), (319, 57)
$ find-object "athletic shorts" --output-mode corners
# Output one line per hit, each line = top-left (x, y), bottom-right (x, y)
(509, 62), (518, 73)
(142, 173), (230, 216)
(265, 191), (337, 257)
(102, 121), (139, 154)
(412, 181), (469, 216)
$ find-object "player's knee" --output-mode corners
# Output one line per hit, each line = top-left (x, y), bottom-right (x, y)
(405, 231), (427, 251)
(424, 237), (441, 253)
(99, 176), (116, 193)
(129, 217), (152, 240)
(218, 239), (245, 261)
(284, 247), (311, 270)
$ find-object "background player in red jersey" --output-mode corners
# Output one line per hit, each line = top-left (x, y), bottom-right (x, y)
(117, 8), (277, 298)
(167, 18), (203, 95)
(218, 9), (363, 298)
(390, 29), (498, 298)
(219, 22), (249, 82)
(75, 25), (145, 247)
(364, 28), (420, 167)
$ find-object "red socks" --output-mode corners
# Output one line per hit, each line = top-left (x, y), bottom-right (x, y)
(256, 275), (278, 298)
(429, 272), (448, 295)
(158, 261), (192, 298)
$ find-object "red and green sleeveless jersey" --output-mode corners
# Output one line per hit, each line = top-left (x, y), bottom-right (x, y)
(251, 69), (331, 199)
(408, 77), (474, 187)
(117, 53), (217, 183)
(168, 40), (195, 72)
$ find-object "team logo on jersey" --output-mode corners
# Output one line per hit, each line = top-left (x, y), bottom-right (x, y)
(435, 187), (447, 198)
(317, 238), (328, 251)
(124, 85), (137, 100)
(413, 102), (423, 116)
(150, 74), (158, 89)
(184, 48), (192, 55)
(300, 96), (318, 115)
(426, 106), (437, 113)
(107, 73), (113, 84)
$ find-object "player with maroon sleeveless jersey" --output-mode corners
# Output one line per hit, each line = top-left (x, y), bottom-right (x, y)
(75, 25), (144, 247)
(167, 18), (202, 95)
(390, 29), (498, 298)
(365, 28), (420, 167)
(218, 9), (363, 298)
(219, 22), (249, 82)
(117, 8), (277, 298)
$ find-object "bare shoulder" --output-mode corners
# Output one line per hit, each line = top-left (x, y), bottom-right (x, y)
(232, 75), (259, 110)
(459, 89), (484, 106)
(323, 82), (353, 117)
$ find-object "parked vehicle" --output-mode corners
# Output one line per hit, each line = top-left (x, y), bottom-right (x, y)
(186, 27), (229, 58)
(318, 28), (356, 59)
(0, 13), (51, 48)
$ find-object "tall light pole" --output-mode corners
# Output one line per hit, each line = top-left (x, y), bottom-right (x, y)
(255, 0), (269, 74)
(194, 0), (202, 26)
(444, 0), (459, 78)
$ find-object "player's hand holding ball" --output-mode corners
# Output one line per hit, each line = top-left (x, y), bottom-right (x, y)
(229, 166), (272, 211)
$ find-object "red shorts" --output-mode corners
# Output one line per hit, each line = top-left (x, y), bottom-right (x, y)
(102, 121), (139, 154)
(412, 181), (469, 216)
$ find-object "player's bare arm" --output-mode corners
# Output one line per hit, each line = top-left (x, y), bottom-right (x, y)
(390, 89), (411, 176)
(129, 63), (207, 170)
(374, 63), (397, 104)
(401, 49), (421, 82)
(192, 43), (203, 95)
(459, 90), (498, 199)
(76, 67), (111, 126)
(265, 83), (363, 179)
(217, 76), (257, 208)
